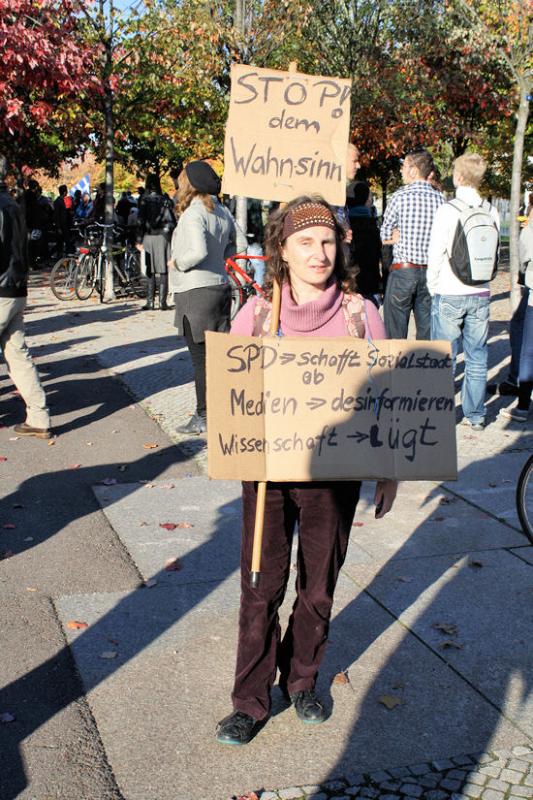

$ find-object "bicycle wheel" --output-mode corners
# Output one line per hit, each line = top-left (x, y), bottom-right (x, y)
(49, 257), (78, 300)
(74, 254), (96, 300)
(516, 455), (533, 545)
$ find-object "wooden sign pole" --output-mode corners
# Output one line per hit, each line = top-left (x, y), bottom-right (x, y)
(249, 60), (296, 589)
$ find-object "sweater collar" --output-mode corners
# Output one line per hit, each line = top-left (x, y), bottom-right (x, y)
(280, 278), (343, 332)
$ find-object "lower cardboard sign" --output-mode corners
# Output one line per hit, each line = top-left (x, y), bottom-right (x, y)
(206, 333), (457, 482)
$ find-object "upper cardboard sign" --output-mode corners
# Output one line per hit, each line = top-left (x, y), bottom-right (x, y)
(207, 333), (458, 482)
(222, 64), (352, 205)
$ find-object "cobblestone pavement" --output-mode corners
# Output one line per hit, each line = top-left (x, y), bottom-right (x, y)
(243, 746), (533, 800)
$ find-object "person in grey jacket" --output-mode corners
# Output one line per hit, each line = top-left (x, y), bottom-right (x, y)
(169, 161), (236, 434)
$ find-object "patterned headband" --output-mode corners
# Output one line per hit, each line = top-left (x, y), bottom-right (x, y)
(282, 202), (336, 240)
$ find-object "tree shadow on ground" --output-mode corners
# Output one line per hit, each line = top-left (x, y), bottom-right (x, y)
(0, 452), (241, 800)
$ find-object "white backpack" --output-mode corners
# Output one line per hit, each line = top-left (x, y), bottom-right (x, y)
(447, 198), (499, 285)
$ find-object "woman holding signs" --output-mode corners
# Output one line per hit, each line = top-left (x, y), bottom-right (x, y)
(216, 196), (398, 745)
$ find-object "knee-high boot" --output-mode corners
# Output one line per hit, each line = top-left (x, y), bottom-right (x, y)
(159, 273), (169, 310)
(142, 275), (155, 310)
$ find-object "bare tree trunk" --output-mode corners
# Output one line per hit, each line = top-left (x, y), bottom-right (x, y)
(103, 81), (116, 301)
(509, 82), (529, 312)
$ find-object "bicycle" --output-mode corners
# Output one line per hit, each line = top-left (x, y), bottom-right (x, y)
(49, 255), (78, 300)
(516, 454), (533, 544)
(225, 254), (267, 319)
(75, 223), (145, 302)
(49, 221), (94, 300)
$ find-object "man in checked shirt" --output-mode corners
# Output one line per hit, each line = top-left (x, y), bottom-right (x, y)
(381, 149), (445, 339)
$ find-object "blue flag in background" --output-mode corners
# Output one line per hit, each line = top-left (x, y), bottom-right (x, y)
(70, 174), (91, 197)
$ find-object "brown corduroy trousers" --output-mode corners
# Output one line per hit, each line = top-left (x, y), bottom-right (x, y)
(231, 480), (361, 721)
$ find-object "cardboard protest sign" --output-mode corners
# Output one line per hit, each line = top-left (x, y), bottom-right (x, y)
(207, 333), (457, 482)
(222, 64), (352, 205)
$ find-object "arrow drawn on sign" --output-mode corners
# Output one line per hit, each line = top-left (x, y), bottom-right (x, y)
(306, 397), (327, 411)
(347, 431), (370, 443)
(280, 353), (296, 365)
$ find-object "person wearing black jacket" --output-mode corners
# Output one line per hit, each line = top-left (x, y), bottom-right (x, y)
(136, 174), (176, 310)
(346, 181), (383, 302)
(0, 156), (51, 438)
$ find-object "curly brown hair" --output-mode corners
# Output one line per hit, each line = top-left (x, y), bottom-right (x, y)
(175, 169), (214, 215)
(263, 195), (358, 300)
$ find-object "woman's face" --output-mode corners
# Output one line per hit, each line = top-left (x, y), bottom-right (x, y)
(281, 225), (336, 292)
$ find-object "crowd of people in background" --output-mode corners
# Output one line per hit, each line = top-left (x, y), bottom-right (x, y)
(1, 146), (531, 441)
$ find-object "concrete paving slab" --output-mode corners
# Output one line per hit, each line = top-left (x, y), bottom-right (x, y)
(348, 481), (525, 565)
(56, 574), (523, 800)
(92, 478), (243, 583)
(510, 546), (533, 564)
(443, 452), (533, 532)
(342, 549), (533, 739)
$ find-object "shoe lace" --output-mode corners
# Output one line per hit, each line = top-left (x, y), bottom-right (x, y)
(229, 711), (254, 734)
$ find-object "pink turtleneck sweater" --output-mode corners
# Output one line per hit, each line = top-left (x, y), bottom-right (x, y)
(231, 281), (386, 339)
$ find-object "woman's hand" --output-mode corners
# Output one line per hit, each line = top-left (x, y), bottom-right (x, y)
(374, 480), (398, 519)
(136, 243), (144, 252)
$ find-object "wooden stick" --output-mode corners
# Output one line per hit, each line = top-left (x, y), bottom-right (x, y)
(250, 277), (282, 588)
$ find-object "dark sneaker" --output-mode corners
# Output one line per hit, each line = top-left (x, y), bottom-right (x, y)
(176, 414), (206, 435)
(290, 689), (326, 724)
(215, 711), (258, 745)
(487, 380), (519, 397)
(13, 422), (52, 440)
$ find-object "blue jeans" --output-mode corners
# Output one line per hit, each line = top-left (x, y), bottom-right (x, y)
(431, 294), (489, 425)
(383, 267), (431, 340)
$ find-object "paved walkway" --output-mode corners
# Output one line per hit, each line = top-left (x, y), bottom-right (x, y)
(2, 269), (532, 800)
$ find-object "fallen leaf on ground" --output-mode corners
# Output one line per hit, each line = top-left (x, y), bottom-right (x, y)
(0, 713), (15, 723)
(468, 559), (483, 569)
(3, 523), (16, 529)
(12, 504), (23, 509)
(143, 442), (158, 449)
(332, 671), (350, 685)
(439, 640), (463, 650)
(165, 558), (182, 572)
(66, 620), (89, 630)
(145, 578), (158, 588)
(99, 651), (118, 660)
(143, 483), (155, 489)
(118, 465), (127, 472)
(439, 496), (453, 505)
(86, 442), (93, 446)
(159, 522), (194, 531)
(432, 516), (445, 522)
(160, 483), (175, 489)
(352, 521), (364, 527)
(378, 694), (402, 710)
(139, 521), (148, 527)
(8, 437), (19, 441)
(69, 464), (82, 469)
(0, 456), (7, 462)
(397, 576), (413, 583)
(100, 478), (117, 486)
(432, 622), (458, 636)
(24, 537), (33, 542)
(489, 482), (497, 487)
(26, 587), (37, 592)
(47, 439), (55, 446)
(232, 793), (259, 800)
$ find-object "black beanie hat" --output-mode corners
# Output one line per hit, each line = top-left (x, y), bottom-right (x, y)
(185, 161), (221, 195)
(351, 181), (371, 206)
